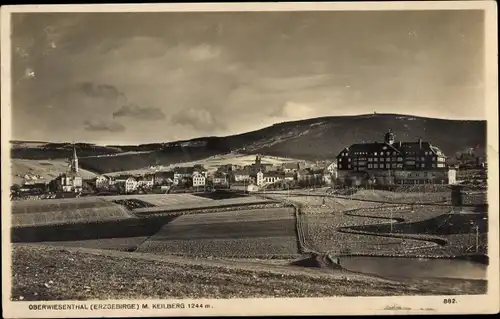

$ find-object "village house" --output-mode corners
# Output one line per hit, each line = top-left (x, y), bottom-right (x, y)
(192, 172), (206, 187)
(217, 164), (242, 174)
(125, 177), (138, 193)
(154, 171), (175, 185)
(336, 129), (455, 186)
(95, 175), (112, 189)
(296, 168), (324, 185)
(173, 167), (195, 185)
(211, 172), (228, 186)
(136, 174), (155, 189)
(256, 171), (285, 187)
(281, 162), (300, 173)
(326, 162), (338, 175)
(233, 168), (252, 182)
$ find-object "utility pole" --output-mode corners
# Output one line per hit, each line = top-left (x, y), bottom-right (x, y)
(390, 210), (393, 233)
(475, 225), (479, 253)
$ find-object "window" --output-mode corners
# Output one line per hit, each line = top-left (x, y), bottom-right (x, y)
(368, 158), (372, 162)
(368, 164), (372, 168)
(380, 158), (385, 162)
(392, 152), (396, 155)
(421, 164), (425, 168)
(348, 158), (351, 162)
(374, 158), (378, 162)
(421, 157), (425, 161)
(433, 156), (436, 161)
(374, 164), (378, 169)
(398, 157), (403, 161)
(347, 164), (351, 169)
(374, 152), (378, 156)
(386, 157), (390, 162)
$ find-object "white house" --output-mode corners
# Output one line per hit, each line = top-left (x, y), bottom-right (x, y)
(192, 172), (206, 187)
(125, 177), (138, 193)
(256, 171), (284, 187)
(95, 175), (111, 189)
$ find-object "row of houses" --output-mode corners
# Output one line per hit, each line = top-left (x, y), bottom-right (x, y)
(93, 167), (230, 193)
(225, 155), (337, 185)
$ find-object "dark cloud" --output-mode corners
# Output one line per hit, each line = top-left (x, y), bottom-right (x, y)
(83, 120), (125, 132)
(112, 103), (166, 121)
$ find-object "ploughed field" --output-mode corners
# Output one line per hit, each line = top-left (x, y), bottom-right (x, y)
(137, 208), (300, 258)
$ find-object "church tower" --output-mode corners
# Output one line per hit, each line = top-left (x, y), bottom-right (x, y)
(71, 145), (79, 174)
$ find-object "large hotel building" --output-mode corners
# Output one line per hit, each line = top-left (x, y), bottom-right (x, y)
(336, 130), (455, 186)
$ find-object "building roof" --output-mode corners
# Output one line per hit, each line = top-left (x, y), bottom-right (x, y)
(193, 171), (206, 177)
(174, 166), (195, 174)
(155, 171), (174, 178)
(338, 139), (448, 158)
(233, 169), (251, 175)
(263, 171), (286, 178)
(113, 174), (133, 180)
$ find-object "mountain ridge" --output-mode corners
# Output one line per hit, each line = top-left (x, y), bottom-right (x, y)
(10, 113), (487, 174)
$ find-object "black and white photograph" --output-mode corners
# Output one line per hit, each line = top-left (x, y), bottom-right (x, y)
(1, 2), (498, 317)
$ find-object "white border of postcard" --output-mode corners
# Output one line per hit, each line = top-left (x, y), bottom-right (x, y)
(1, 1), (499, 317)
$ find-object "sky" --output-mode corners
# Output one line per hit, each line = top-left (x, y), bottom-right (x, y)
(10, 10), (485, 145)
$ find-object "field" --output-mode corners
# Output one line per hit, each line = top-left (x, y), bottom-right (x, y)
(266, 188), (451, 208)
(137, 208), (299, 258)
(133, 196), (275, 215)
(11, 159), (97, 185)
(11, 198), (133, 228)
(12, 244), (487, 301)
(99, 193), (214, 206)
(105, 153), (303, 176)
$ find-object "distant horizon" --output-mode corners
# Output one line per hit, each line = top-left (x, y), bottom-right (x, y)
(10, 112), (487, 146)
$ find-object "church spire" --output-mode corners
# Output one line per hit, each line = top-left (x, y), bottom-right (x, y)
(71, 143), (79, 174)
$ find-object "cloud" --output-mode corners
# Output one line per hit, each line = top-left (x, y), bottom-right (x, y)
(112, 103), (166, 121)
(187, 44), (221, 61)
(171, 108), (224, 132)
(271, 101), (317, 120)
(80, 82), (123, 100)
(83, 120), (125, 132)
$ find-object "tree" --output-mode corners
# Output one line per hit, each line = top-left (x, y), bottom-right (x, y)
(10, 184), (21, 199)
